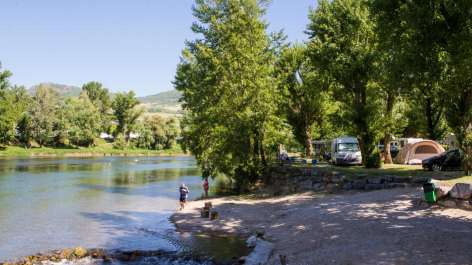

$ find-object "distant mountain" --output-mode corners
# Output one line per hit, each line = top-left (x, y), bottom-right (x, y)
(27, 82), (82, 98)
(137, 90), (183, 105)
(27, 82), (117, 99)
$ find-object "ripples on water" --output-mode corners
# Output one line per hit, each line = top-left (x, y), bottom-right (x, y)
(0, 156), (249, 263)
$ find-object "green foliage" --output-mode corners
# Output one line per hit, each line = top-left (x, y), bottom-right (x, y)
(363, 146), (383, 169)
(275, 44), (333, 156)
(174, 0), (285, 190)
(113, 137), (127, 150)
(255, 231), (265, 239)
(81, 81), (111, 113)
(111, 91), (145, 146)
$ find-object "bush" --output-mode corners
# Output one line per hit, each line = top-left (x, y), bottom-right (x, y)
(364, 147), (383, 168)
(113, 138), (126, 150)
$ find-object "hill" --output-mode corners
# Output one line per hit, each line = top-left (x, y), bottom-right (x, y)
(137, 90), (183, 105)
(27, 82), (117, 99)
(27, 82), (82, 98)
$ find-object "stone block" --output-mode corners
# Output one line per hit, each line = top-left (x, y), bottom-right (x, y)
(386, 183), (407, 189)
(411, 177), (429, 184)
(438, 199), (456, 207)
(286, 177), (299, 187)
(313, 183), (325, 191)
(326, 183), (342, 191)
(382, 175), (394, 182)
(275, 167), (286, 173)
(343, 183), (353, 190)
(458, 200), (472, 210)
(322, 170), (330, 177)
(353, 179), (366, 190)
(303, 169), (312, 176)
(365, 184), (384, 190)
(311, 176), (324, 183)
(323, 175), (332, 182)
(311, 170), (322, 176)
(367, 178), (382, 184)
(299, 180), (314, 190)
(434, 186), (452, 199)
(331, 171), (340, 176)
(332, 175), (346, 184)
(354, 174), (367, 179)
(298, 176), (310, 182)
(450, 183), (472, 199)
(394, 176), (410, 183)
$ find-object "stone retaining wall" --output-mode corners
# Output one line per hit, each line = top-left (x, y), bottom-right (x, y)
(268, 166), (429, 193)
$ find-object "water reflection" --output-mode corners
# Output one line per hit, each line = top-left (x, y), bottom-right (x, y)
(0, 156), (240, 263)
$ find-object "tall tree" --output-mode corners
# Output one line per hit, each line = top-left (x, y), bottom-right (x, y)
(174, 0), (284, 189)
(306, 0), (382, 167)
(275, 44), (332, 156)
(81, 81), (111, 113)
(28, 84), (62, 148)
(111, 91), (145, 147)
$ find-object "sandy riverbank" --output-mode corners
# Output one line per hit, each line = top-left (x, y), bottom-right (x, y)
(170, 188), (472, 265)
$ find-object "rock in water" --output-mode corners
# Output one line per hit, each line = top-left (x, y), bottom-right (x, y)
(450, 183), (472, 199)
(244, 240), (274, 265)
(73, 247), (88, 258)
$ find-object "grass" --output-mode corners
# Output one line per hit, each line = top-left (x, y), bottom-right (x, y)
(444, 176), (472, 184)
(0, 145), (186, 157)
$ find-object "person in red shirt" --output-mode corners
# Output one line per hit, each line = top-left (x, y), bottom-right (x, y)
(203, 178), (209, 198)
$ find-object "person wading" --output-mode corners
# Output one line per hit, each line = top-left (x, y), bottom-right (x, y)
(179, 183), (189, 210)
(203, 178), (209, 198)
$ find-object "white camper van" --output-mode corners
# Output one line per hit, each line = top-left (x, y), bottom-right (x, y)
(331, 137), (362, 165)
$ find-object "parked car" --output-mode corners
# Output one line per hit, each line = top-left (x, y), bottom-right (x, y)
(377, 145), (400, 160)
(422, 149), (463, 171)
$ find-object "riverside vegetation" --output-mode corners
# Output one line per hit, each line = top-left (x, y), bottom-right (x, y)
(174, 0), (472, 192)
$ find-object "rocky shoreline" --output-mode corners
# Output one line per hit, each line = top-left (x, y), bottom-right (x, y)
(1, 248), (215, 265)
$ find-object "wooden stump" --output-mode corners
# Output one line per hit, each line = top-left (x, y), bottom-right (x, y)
(204, 201), (212, 209)
(211, 211), (218, 221)
(201, 210), (209, 218)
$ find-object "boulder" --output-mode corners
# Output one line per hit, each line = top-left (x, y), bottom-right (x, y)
(244, 240), (274, 265)
(394, 176), (410, 183)
(458, 200), (472, 210)
(367, 178), (382, 184)
(438, 199), (457, 207)
(311, 176), (324, 183)
(382, 175), (394, 182)
(434, 186), (452, 199)
(311, 170), (322, 176)
(365, 184), (384, 190)
(118, 254), (131, 261)
(313, 183), (325, 192)
(299, 180), (314, 190)
(386, 183), (407, 189)
(73, 248), (88, 258)
(355, 174), (367, 179)
(450, 183), (472, 199)
(286, 177), (299, 187)
(411, 177), (429, 184)
(332, 175), (346, 184)
(353, 179), (366, 190)
(246, 236), (257, 248)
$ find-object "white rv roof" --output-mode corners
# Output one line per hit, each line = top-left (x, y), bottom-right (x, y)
(336, 137), (358, 143)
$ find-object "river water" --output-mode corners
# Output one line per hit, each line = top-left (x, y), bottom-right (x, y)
(0, 156), (249, 263)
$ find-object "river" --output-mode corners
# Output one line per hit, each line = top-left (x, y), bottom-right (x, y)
(0, 156), (250, 263)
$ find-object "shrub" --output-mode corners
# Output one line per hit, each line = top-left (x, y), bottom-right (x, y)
(113, 138), (127, 150)
(364, 147), (383, 168)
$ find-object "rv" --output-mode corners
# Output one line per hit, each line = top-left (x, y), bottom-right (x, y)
(331, 137), (362, 165)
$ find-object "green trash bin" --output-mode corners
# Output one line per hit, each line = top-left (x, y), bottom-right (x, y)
(423, 183), (436, 202)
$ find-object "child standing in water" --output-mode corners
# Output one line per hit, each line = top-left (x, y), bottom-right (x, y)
(203, 178), (209, 198)
(179, 183), (189, 210)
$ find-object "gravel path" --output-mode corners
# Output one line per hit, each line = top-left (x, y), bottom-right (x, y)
(170, 188), (472, 265)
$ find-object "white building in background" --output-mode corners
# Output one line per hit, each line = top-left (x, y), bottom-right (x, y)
(440, 133), (458, 150)
(100, 133), (114, 139)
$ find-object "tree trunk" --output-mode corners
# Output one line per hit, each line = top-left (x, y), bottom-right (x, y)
(40, 139), (42, 149)
(305, 124), (313, 157)
(126, 132), (131, 147)
(384, 92), (394, 164)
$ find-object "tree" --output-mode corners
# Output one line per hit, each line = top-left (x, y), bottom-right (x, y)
(111, 91), (145, 147)
(81, 81), (111, 113)
(174, 0), (284, 189)
(275, 44), (332, 156)
(28, 84), (62, 148)
(59, 97), (102, 148)
(306, 0), (382, 167)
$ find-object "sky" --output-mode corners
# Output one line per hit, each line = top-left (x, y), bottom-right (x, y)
(0, 0), (318, 97)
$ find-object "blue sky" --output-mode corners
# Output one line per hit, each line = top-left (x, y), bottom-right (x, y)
(0, 0), (317, 97)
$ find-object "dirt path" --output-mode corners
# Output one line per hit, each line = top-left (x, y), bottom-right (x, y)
(170, 188), (472, 265)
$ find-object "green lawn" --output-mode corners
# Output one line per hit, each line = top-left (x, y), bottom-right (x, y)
(0, 145), (186, 157)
